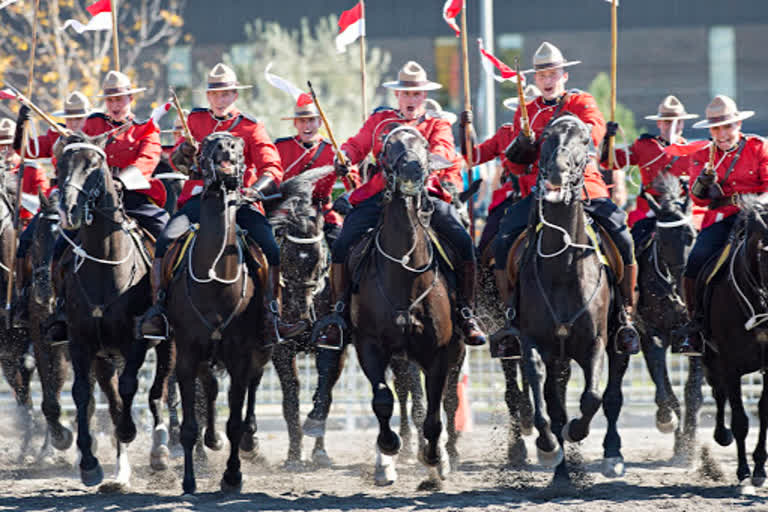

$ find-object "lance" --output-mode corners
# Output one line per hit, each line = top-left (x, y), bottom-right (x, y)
(359, 0), (368, 123)
(169, 87), (194, 145)
(459, 0), (475, 241)
(6, 0), (41, 328)
(514, 58), (532, 138)
(4, 84), (70, 137)
(607, 0), (618, 169)
(110, 0), (120, 71)
(307, 81), (354, 190)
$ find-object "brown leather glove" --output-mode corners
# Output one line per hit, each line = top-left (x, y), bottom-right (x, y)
(170, 141), (197, 175)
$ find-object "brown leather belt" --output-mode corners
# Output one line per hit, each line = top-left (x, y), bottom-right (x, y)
(708, 194), (739, 210)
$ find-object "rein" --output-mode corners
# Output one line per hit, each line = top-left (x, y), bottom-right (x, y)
(729, 234), (768, 331)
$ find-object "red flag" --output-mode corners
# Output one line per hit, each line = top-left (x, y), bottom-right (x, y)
(664, 140), (710, 157)
(478, 38), (523, 83)
(0, 88), (17, 100)
(86, 0), (111, 16)
(336, 2), (365, 53)
(443, 0), (462, 36)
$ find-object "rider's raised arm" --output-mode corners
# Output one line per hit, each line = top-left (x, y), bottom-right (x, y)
(244, 121), (284, 186)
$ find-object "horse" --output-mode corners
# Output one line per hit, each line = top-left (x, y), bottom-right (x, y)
(349, 126), (463, 488)
(55, 132), (173, 487)
(0, 169), (36, 460)
(165, 132), (272, 494)
(700, 197), (768, 486)
(511, 115), (628, 482)
(635, 173), (702, 463)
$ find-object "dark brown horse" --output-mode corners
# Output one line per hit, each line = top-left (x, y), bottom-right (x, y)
(511, 116), (628, 482)
(166, 132), (272, 494)
(701, 197), (768, 486)
(350, 126), (463, 488)
(56, 132), (173, 487)
(635, 173), (702, 463)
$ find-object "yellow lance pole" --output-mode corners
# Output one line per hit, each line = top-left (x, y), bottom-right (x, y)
(169, 88), (194, 145)
(607, 0), (618, 169)
(359, 0), (368, 122)
(514, 58), (531, 138)
(110, 0), (120, 71)
(6, 0), (41, 327)
(459, 0), (475, 241)
(307, 81), (354, 191)
(4, 84), (70, 136)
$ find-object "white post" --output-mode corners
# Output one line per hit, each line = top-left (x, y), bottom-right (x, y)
(479, 0), (495, 141)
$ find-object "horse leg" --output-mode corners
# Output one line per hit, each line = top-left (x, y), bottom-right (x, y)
(220, 362), (248, 493)
(391, 357), (416, 459)
(70, 342), (103, 487)
(357, 338), (398, 486)
(501, 359), (528, 466)
(177, 355), (199, 494)
(149, 338), (175, 471)
(93, 357), (130, 485)
(519, 362), (535, 435)
(240, 371), (264, 461)
(116, 339), (149, 444)
(2, 346), (35, 461)
(167, 373), (181, 449)
(707, 366), (733, 447)
(521, 337), (560, 467)
(726, 373), (751, 483)
(641, 333), (680, 436)
(200, 365), (223, 451)
(679, 355), (704, 463)
(419, 360), (451, 486)
(543, 359), (570, 483)
(272, 344), (302, 467)
(563, 344), (604, 443)
(752, 376), (768, 487)
(34, 342), (72, 452)
(442, 356), (462, 471)
(601, 349), (630, 478)
(304, 346), (347, 437)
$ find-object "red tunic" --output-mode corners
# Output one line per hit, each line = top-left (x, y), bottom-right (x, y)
(342, 109), (456, 205)
(175, 108), (283, 212)
(471, 91), (609, 210)
(18, 128), (60, 160)
(275, 135), (359, 226)
(82, 113), (165, 206)
(689, 135), (768, 229)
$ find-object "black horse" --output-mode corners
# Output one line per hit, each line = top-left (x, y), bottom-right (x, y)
(56, 132), (173, 487)
(511, 116), (629, 481)
(635, 173), (702, 463)
(701, 197), (768, 486)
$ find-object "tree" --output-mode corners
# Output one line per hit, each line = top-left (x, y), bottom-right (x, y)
(0, 0), (187, 118)
(223, 16), (391, 142)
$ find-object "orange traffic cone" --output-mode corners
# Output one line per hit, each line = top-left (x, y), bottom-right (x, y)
(455, 373), (473, 433)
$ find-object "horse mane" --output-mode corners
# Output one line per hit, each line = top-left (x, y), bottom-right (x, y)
(650, 172), (683, 202)
(738, 194), (768, 224)
(269, 165), (334, 232)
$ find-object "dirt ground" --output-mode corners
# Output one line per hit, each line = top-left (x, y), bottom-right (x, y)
(0, 407), (767, 512)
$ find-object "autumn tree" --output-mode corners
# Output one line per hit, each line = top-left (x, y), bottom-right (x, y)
(0, 0), (187, 119)
(221, 16), (391, 142)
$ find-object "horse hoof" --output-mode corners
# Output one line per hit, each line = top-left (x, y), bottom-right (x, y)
(377, 432), (401, 456)
(752, 475), (766, 487)
(739, 482), (757, 496)
(448, 452), (460, 472)
(81, 463), (104, 487)
(437, 446), (450, 480)
(283, 459), (305, 472)
(302, 417), (326, 438)
(714, 427), (733, 447)
(656, 412), (678, 434)
(602, 456), (626, 478)
(150, 446), (170, 471)
(312, 449), (333, 468)
(52, 428), (74, 451)
(116, 423), (137, 445)
(204, 431), (225, 451)
(239, 433), (258, 453)
(536, 444), (564, 468)
(507, 438), (528, 467)
(220, 474), (243, 494)
(182, 478), (197, 495)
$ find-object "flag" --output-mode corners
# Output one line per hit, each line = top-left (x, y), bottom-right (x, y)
(264, 63), (304, 101)
(0, 0), (20, 10)
(664, 140), (710, 157)
(605, 0), (620, 5)
(150, 101), (172, 128)
(0, 88), (17, 100)
(478, 38), (523, 83)
(61, 0), (112, 33)
(335, 2), (365, 53)
(443, 0), (462, 36)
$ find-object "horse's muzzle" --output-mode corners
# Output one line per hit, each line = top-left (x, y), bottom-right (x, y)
(398, 179), (422, 196)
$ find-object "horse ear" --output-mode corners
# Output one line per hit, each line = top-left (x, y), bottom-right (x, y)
(90, 132), (110, 149)
(428, 153), (453, 172)
(38, 187), (48, 209)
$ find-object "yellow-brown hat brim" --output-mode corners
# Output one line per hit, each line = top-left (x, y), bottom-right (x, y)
(381, 80), (442, 91)
(644, 113), (699, 121)
(692, 111), (755, 129)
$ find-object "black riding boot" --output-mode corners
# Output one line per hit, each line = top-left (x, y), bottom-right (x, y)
(137, 259), (169, 343)
(615, 263), (641, 355)
(489, 268), (521, 359)
(458, 262), (487, 346)
(264, 265), (307, 345)
(673, 276), (703, 356)
(315, 263), (348, 350)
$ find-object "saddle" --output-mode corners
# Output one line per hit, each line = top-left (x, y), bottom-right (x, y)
(505, 222), (624, 286)
(160, 224), (268, 291)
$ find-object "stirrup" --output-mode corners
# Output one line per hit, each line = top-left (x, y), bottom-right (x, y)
(311, 301), (347, 351)
(268, 300), (285, 345)
(614, 324), (640, 355)
(490, 308), (520, 342)
(140, 314), (169, 345)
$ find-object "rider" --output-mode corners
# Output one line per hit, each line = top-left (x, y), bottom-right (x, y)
(0, 118), (21, 175)
(315, 60), (487, 348)
(460, 42), (639, 357)
(138, 63), (306, 344)
(274, 95), (359, 246)
(601, 95), (698, 243)
(676, 95), (768, 356)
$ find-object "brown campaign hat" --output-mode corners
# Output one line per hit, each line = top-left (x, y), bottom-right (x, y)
(204, 63), (252, 92)
(96, 70), (146, 98)
(503, 84), (542, 111)
(522, 42), (581, 75)
(644, 95), (699, 121)
(51, 91), (92, 118)
(693, 95), (755, 129)
(281, 93), (320, 120)
(424, 98), (457, 125)
(0, 118), (15, 144)
(382, 61), (442, 91)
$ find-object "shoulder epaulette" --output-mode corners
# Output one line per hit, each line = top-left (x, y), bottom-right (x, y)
(87, 112), (108, 121)
(274, 136), (294, 144)
(238, 112), (259, 124)
(372, 105), (395, 114)
(744, 133), (765, 142)
(190, 107), (208, 114)
(568, 88), (584, 95)
(639, 133), (657, 140)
